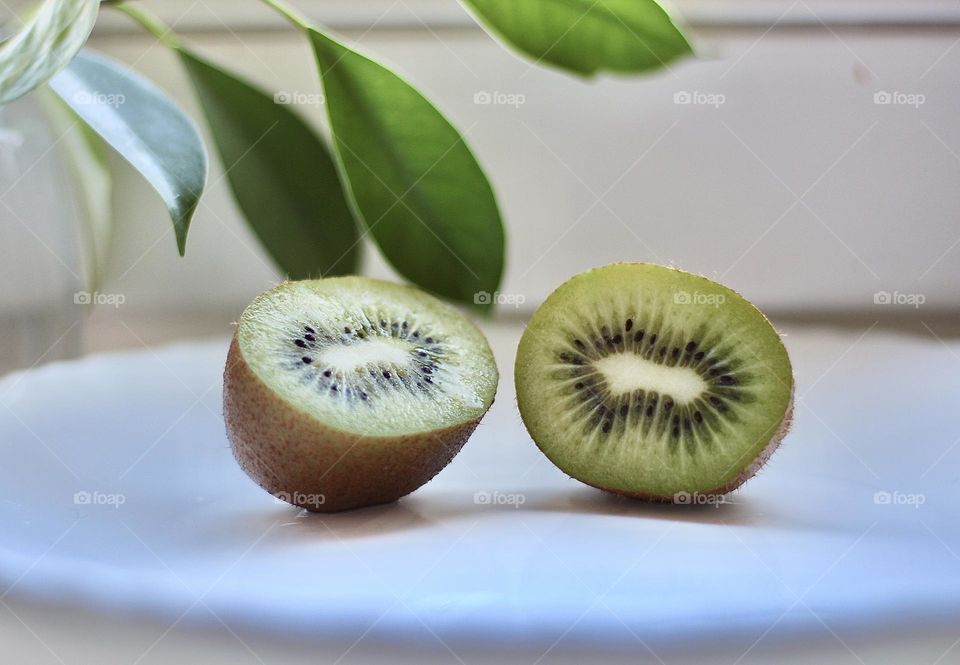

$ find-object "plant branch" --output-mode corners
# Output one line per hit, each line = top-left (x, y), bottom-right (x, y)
(259, 0), (311, 30)
(111, 3), (181, 49)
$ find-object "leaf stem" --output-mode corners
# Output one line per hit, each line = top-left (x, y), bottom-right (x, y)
(111, 3), (181, 49)
(259, 0), (311, 30)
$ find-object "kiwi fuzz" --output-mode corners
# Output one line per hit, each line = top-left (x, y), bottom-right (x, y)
(224, 337), (487, 512)
(223, 278), (498, 513)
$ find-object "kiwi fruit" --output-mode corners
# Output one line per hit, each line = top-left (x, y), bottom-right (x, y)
(515, 263), (793, 502)
(223, 277), (498, 512)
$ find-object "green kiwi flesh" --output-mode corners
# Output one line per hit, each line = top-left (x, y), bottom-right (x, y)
(224, 277), (498, 512)
(515, 263), (794, 501)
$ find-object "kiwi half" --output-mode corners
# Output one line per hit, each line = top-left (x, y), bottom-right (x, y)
(515, 263), (793, 501)
(223, 277), (498, 512)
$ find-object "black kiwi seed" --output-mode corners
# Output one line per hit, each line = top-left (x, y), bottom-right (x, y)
(613, 334), (623, 344)
(634, 330), (645, 343)
(619, 405), (629, 417)
(295, 339), (306, 348)
(575, 382), (585, 390)
(302, 357), (312, 364)
(425, 337), (434, 343)
(646, 405), (655, 417)
(424, 377), (433, 384)
(694, 411), (703, 423)
(686, 341), (698, 352)
(383, 371), (391, 379)
(574, 339), (586, 350)
(343, 327), (351, 334)
(422, 367), (432, 374)
(412, 331), (420, 338)
(304, 334), (316, 342)
(672, 347), (680, 359)
(380, 320), (387, 327)
(402, 321), (409, 328)
(304, 326), (315, 334)
(649, 334), (657, 345)
(719, 375), (737, 385)
(331, 384), (338, 391)
(694, 351), (705, 361)
(664, 399), (674, 411)
(602, 421), (612, 434)
(323, 370), (332, 378)
(625, 319), (634, 332)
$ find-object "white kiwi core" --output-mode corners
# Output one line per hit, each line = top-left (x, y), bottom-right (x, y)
(594, 353), (707, 403)
(319, 337), (412, 372)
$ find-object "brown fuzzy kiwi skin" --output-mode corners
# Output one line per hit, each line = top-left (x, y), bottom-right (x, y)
(578, 387), (795, 503)
(223, 335), (490, 513)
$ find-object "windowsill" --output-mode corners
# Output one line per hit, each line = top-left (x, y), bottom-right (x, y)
(90, 0), (960, 37)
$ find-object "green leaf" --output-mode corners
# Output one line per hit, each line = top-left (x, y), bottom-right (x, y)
(39, 88), (113, 292)
(307, 30), (504, 307)
(50, 49), (207, 255)
(0, 0), (99, 104)
(178, 48), (359, 279)
(460, 0), (691, 76)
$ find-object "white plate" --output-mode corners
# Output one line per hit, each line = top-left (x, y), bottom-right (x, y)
(0, 331), (957, 658)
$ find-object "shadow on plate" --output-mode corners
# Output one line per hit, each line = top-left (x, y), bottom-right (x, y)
(518, 486), (759, 525)
(517, 485), (860, 534)
(193, 498), (436, 549)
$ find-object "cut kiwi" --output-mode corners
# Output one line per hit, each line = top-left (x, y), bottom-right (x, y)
(515, 263), (793, 501)
(223, 277), (498, 512)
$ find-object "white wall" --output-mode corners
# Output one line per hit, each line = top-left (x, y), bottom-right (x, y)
(82, 1), (959, 316)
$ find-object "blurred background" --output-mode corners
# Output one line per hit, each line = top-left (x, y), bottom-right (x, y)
(2, 0), (958, 374)
(2, 2), (959, 664)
